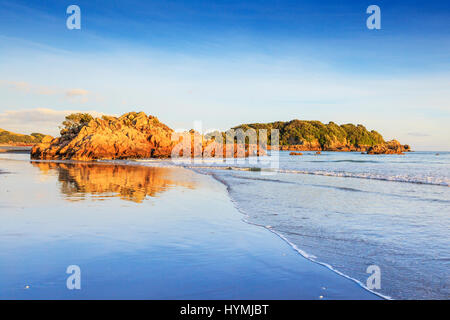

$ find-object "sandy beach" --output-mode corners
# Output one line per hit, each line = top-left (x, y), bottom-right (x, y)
(0, 153), (379, 299)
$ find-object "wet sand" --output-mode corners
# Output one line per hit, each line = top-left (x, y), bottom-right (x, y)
(0, 154), (380, 299)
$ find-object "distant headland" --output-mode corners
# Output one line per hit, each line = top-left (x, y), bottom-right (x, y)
(0, 128), (45, 146)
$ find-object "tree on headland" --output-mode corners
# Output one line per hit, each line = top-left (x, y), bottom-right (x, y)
(60, 113), (93, 136)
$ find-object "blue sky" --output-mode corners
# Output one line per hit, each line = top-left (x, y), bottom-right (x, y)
(0, 0), (449, 149)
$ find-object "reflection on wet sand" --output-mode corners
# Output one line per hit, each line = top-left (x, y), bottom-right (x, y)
(32, 162), (195, 202)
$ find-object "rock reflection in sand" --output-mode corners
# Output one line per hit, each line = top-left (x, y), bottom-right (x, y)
(31, 162), (195, 202)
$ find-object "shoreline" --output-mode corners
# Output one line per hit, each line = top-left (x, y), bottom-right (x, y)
(201, 169), (390, 300)
(192, 152), (450, 299)
(18, 151), (448, 298)
(0, 146), (32, 154)
(0, 154), (380, 299)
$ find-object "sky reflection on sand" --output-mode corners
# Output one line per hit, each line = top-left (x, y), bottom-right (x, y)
(0, 156), (379, 299)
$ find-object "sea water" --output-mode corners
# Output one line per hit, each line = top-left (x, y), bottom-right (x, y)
(172, 151), (450, 299)
(2, 151), (448, 299)
(0, 154), (379, 299)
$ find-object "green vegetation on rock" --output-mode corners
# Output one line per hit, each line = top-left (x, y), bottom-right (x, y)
(230, 120), (385, 149)
(60, 113), (94, 136)
(0, 129), (46, 144)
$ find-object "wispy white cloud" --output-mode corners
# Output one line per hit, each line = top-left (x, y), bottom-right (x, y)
(66, 88), (89, 97)
(66, 88), (90, 103)
(0, 80), (57, 96)
(7, 81), (31, 92)
(1, 80), (91, 102)
(0, 108), (105, 136)
(408, 132), (430, 137)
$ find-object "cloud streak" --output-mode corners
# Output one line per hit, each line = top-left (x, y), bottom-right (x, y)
(1, 80), (91, 102)
(0, 108), (105, 135)
(66, 88), (89, 97)
(407, 132), (430, 137)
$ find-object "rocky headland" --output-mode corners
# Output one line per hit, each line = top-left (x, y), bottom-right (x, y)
(233, 120), (410, 154)
(31, 112), (266, 161)
(0, 128), (45, 146)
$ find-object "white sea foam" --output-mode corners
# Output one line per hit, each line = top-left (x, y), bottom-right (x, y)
(277, 169), (450, 187)
(194, 152), (450, 299)
(206, 170), (391, 299)
(56, 152), (448, 299)
(186, 164), (449, 187)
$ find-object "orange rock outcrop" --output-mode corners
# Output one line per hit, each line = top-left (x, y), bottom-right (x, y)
(366, 140), (411, 155)
(31, 112), (266, 161)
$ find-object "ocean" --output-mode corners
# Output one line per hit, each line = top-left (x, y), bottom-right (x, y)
(1, 150), (448, 299)
(163, 150), (450, 299)
(0, 153), (379, 299)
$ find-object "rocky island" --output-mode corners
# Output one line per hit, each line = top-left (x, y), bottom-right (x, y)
(30, 112), (266, 161)
(30, 112), (410, 161)
(232, 120), (410, 154)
